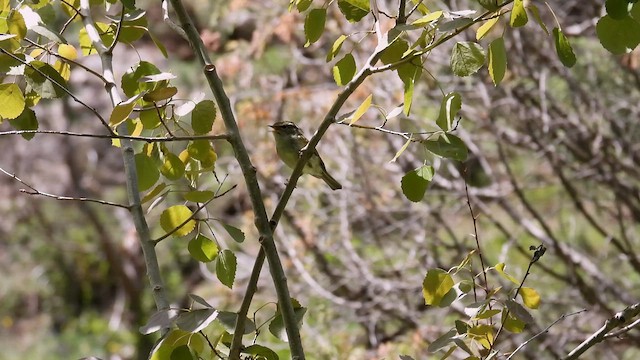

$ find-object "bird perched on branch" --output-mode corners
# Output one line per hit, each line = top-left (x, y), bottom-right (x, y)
(269, 121), (342, 190)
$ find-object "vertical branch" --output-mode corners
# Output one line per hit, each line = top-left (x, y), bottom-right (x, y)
(165, 0), (304, 357)
(78, 0), (170, 314)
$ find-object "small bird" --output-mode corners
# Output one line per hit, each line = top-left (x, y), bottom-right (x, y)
(269, 121), (342, 190)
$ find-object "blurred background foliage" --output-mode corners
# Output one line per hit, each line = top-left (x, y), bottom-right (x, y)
(1, 0), (640, 359)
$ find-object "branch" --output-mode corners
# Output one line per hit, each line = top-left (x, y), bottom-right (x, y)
(0, 166), (130, 209)
(0, 47), (114, 133)
(0, 130), (229, 142)
(564, 303), (640, 359)
(78, 0), (171, 317)
(506, 309), (586, 360)
(165, 0), (305, 358)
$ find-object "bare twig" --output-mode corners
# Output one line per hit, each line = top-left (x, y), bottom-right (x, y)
(0, 130), (229, 142)
(0, 166), (130, 209)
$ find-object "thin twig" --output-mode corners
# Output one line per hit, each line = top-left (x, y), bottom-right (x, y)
(506, 309), (586, 360)
(0, 166), (130, 209)
(152, 185), (237, 243)
(0, 48), (114, 134)
(0, 130), (229, 142)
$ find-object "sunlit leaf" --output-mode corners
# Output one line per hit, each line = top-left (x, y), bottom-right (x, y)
(183, 190), (215, 203)
(510, 0), (528, 27)
(0, 83), (26, 119)
(436, 92), (462, 131)
(519, 287), (541, 309)
(188, 235), (218, 262)
(58, 44), (77, 60)
(422, 268), (454, 306)
(494, 262), (520, 285)
(176, 308), (219, 333)
(326, 34), (347, 62)
(389, 137), (412, 163)
(160, 152), (185, 180)
(160, 205), (196, 237)
(337, 0), (369, 22)
(476, 15), (500, 40)
(349, 94), (372, 125)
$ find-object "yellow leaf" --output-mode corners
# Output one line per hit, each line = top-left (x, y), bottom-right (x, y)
(476, 15), (500, 40)
(349, 94), (372, 125)
(519, 287), (540, 309)
(160, 205), (196, 237)
(58, 44), (78, 60)
(495, 262), (520, 285)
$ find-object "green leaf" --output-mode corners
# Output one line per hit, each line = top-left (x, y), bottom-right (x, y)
(332, 53), (356, 86)
(7, 11), (26, 40)
(427, 329), (456, 352)
(379, 39), (409, 65)
(269, 298), (307, 342)
(24, 61), (68, 99)
(143, 86), (177, 102)
(32, 25), (68, 44)
(149, 32), (169, 58)
(503, 309), (526, 333)
(160, 152), (185, 181)
(412, 11), (443, 26)
(488, 36), (507, 85)
(389, 137), (412, 163)
(606, 0), (631, 19)
(149, 330), (205, 360)
(505, 299), (534, 324)
(191, 100), (216, 134)
(398, 63), (422, 115)
(242, 345), (279, 360)
(141, 182), (168, 204)
(140, 108), (162, 129)
(477, 0), (500, 11)
(436, 92), (462, 131)
(401, 165), (434, 202)
(187, 140), (217, 168)
(183, 190), (215, 203)
(216, 249), (237, 288)
(553, 28), (576, 67)
(337, 0), (369, 22)
(528, 5), (549, 35)
(222, 224), (245, 243)
(122, 61), (162, 97)
(422, 269), (454, 306)
(326, 34), (347, 62)
(9, 108), (38, 140)
(510, 0), (528, 27)
(450, 41), (485, 77)
(135, 153), (160, 191)
(296, 0), (313, 12)
(349, 94), (372, 125)
(423, 134), (468, 161)
(0, 83), (26, 119)
(170, 345), (193, 360)
(110, 94), (143, 127)
(160, 205), (196, 237)
(176, 308), (219, 334)
(596, 15), (640, 54)
(474, 309), (501, 320)
(519, 287), (541, 309)
(304, 8), (326, 46)
(188, 233), (220, 261)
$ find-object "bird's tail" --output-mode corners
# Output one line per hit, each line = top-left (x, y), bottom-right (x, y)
(322, 172), (342, 190)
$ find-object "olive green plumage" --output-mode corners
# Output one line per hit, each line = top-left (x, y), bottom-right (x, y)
(269, 121), (342, 190)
